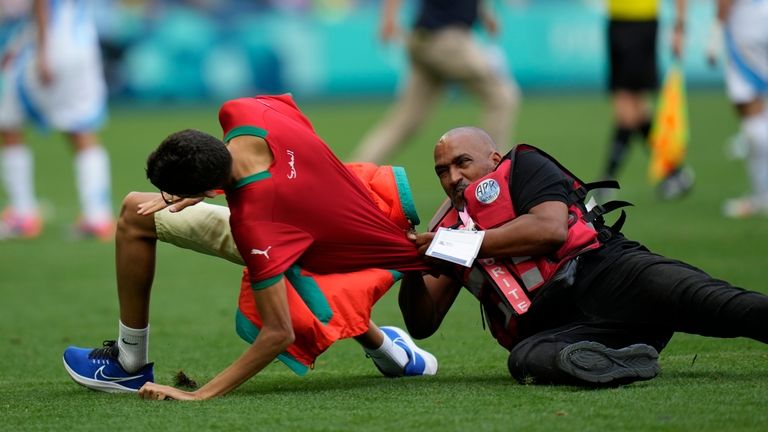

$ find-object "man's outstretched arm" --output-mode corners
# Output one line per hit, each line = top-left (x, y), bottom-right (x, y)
(137, 279), (294, 400)
(399, 271), (462, 340)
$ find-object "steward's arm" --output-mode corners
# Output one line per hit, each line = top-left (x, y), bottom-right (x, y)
(399, 271), (462, 340)
(478, 200), (569, 258)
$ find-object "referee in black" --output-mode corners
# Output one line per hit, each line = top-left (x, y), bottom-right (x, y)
(601, 0), (692, 200)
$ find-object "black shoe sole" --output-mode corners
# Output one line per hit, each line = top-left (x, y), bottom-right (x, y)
(557, 341), (660, 386)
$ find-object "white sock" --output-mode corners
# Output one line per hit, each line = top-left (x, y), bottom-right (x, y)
(1, 144), (37, 216)
(364, 330), (409, 376)
(74, 145), (113, 224)
(118, 321), (149, 373)
(743, 109), (768, 201)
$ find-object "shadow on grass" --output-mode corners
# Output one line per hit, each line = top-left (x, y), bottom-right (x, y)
(658, 368), (768, 383)
(236, 372), (514, 397)
(235, 370), (678, 399)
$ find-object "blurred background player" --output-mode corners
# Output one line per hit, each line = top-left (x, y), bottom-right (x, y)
(0, 0), (114, 240)
(0, 0), (36, 237)
(708, 0), (768, 218)
(601, 0), (694, 200)
(349, 0), (520, 164)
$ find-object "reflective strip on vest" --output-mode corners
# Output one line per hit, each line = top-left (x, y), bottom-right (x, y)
(510, 256), (545, 292)
(478, 258), (531, 315)
(520, 266), (545, 290)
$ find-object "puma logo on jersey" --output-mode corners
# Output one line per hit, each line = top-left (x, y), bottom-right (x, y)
(250, 246), (272, 259)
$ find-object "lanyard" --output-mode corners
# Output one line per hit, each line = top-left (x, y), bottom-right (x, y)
(458, 209), (476, 231)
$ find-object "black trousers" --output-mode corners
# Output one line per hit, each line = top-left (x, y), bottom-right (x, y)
(507, 238), (768, 385)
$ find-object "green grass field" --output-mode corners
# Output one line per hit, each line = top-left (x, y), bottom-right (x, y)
(2, 91), (768, 431)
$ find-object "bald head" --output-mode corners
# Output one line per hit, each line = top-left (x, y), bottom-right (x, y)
(436, 127), (498, 157)
(433, 127), (502, 208)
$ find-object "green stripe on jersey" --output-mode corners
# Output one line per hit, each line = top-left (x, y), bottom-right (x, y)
(392, 166), (421, 226)
(388, 270), (403, 282)
(224, 126), (268, 143)
(235, 171), (271, 189)
(251, 274), (283, 290)
(285, 265), (333, 325)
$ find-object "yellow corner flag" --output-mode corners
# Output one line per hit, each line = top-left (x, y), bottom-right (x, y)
(648, 64), (689, 183)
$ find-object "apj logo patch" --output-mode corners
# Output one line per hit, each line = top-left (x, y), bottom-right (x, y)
(475, 179), (500, 204)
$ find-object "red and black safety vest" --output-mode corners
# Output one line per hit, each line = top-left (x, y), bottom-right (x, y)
(429, 144), (628, 349)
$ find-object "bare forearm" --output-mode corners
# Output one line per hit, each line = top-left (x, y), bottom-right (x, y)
(194, 328), (292, 399)
(399, 273), (440, 336)
(399, 272), (460, 339)
(193, 279), (294, 399)
(136, 280), (294, 401)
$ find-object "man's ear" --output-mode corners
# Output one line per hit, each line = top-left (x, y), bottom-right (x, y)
(491, 152), (502, 165)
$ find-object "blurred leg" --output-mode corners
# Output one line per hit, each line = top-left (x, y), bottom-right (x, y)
(603, 91), (649, 179)
(604, 19), (657, 181)
(1, 130), (39, 222)
(442, 29), (519, 150)
(351, 35), (444, 164)
(68, 131), (113, 231)
(740, 101), (768, 200)
(722, 5), (768, 214)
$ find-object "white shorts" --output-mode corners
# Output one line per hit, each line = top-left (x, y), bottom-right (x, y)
(0, 0), (106, 131)
(724, 0), (768, 104)
(154, 201), (244, 266)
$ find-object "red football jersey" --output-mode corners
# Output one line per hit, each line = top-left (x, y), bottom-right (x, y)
(220, 94), (426, 288)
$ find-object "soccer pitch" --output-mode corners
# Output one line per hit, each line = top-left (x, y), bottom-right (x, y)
(2, 91), (767, 431)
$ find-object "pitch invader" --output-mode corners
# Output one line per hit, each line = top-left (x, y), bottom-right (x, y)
(0, 0), (114, 240)
(62, 94), (439, 399)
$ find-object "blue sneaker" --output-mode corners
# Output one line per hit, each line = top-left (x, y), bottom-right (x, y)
(379, 326), (438, 376)
(63, 340), (154, 393)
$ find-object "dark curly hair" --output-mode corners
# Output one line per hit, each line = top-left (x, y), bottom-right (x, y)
(146, 129), (232, 196)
